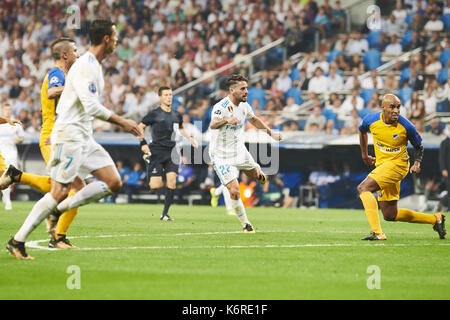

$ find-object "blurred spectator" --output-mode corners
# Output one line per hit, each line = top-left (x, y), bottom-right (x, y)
(426, 117), (444, 136)
(124, 162), (146, 203)
(347, 30), (369, 55)
(324, 119), (339, 136)
(340, 108), (362, 135)
(112, 160), (130, 203)
(361, 70), (384, 90)
(384, 34), (403, 57)
(409, 99), (427, 132)
(342, 89), (365, 114)
(305, 105), (326, 132)
(344, 67), (362, 90)
(424, 12), (444, 33)
(308, 67), (328, 94)
(175, 156), (195, 203)
(261, 174), (284, 207)
(239, 173), (260, 208)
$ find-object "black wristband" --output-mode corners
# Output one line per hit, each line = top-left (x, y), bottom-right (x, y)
(412, 144), (424, 163)
(140, 139), (148, 147)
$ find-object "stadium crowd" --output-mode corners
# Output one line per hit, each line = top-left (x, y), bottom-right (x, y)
(0, 0), (449, 137)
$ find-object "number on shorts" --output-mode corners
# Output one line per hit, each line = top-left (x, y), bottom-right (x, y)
(219, 164), (230, 177)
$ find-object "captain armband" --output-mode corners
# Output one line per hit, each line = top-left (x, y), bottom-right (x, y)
(412, 144), (424, 162)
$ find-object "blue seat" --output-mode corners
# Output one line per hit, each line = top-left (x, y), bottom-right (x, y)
(289, 68), (300, 82)
(247, 86), (266, 109)
(360, 88), (375, 105)
(366, 31), (381, 48)
(437, 100), (450, 112)
(440, 49), (450, 67)
(437, 68), (449, 84)
(358, 108), (371, 119)
(284, 87), (303, 105)
(327, 49), (343, 63)
(363, 49), (381, 70)
(400, 67), (410, 85)
(297, 119), (307, 130)
(397, 86), (413, 104)
(405, 12), (414, 25)
(402, 30), (413, 48)
(441, 13), (450, 29)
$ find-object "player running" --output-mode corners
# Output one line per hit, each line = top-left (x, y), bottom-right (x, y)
(0, 103), (24, 210)
(6, 19), (143, 260)
(357, 93), (446, 240)
(209, 74), (282, 233)
(1, 37), (82, 248)
(139, 86), (198, 221)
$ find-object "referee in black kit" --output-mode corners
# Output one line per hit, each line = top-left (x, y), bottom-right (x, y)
(138, 86), (198, 221)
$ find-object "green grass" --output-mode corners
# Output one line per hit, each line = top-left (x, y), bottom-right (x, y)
(0, 202), (449, 300)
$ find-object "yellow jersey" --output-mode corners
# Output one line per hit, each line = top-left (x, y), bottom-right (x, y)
(359, 111), (422, 167)
(40, 65), (65, 144)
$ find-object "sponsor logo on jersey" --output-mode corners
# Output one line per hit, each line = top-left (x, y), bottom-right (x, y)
(393, 134), (399, 139)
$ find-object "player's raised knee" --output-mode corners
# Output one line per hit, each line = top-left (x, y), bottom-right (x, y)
(108, 178), (122, 193)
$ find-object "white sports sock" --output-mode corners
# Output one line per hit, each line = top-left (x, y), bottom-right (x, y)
(14, 193), (58, 242)
(2, 187), (11, 207)
(230, 198), (249, 226)
(56, 181), (112, 213)
(214, 184), (224, 196)
(222, 186), (233, 211)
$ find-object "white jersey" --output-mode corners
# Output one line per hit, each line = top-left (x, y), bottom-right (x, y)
(52, 51), (113, 143)
(209, 96), (255, 159)
(0, 123), (24, 165)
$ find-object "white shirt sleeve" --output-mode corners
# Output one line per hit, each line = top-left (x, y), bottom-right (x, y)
(72, 62), (113, 121)
(15, 123), (24, 139)
(244, 102), (255, 120)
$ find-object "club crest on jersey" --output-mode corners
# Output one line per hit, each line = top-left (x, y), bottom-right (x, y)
(50, 76), (60, 84)
(227, 106), (233, 113)
(89, 82), (96, 94)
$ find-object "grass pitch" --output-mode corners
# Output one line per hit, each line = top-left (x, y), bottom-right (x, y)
(0, 202), (449, 300)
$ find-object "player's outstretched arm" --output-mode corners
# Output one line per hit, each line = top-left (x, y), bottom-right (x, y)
(108, 114), (143, 138)
(359, 131), (375, 166)
(410, 144), (424, 174)
(247, 116), (282, 141)
(179, 127), (199, 148)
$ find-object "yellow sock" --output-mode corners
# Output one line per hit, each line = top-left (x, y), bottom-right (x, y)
(360, 191), (383, 234)
(395, 208), (437, 224)
(56, 189), (79, 236)
(20, 172), (51, 193)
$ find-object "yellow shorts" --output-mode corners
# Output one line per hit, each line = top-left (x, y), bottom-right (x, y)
(0, 149), (5, 172)
(39, 141), (52, 165)
(369, 160), (409, 201)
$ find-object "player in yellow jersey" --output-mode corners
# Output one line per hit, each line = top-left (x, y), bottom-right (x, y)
(0, 37), (84, 248)
(357, 94), (446, 240)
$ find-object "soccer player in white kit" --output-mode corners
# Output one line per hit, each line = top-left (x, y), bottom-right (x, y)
(6, 19), (143, 260)
(0, 103), (24, 210)
(209, 74), (282, 233)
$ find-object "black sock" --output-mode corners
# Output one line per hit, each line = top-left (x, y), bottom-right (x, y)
(163, 188), (175, 216)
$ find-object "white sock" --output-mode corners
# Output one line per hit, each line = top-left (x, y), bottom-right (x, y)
(56, 181), (112, 213)
(2, 187), (11, 207)
(14, 193), (58, 242)
(222, 187), (233, 211)
(214, 184), (224, 196)
(231, 198), (250, 226)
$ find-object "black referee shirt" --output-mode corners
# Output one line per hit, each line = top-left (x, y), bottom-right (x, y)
(141, 107), (183, 150)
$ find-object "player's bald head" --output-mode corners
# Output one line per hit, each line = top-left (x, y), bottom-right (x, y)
(382, 94), (401, 108)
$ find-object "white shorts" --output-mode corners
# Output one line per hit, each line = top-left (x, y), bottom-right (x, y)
(210, 149), (259, 186)
(49, 138), (115, 184)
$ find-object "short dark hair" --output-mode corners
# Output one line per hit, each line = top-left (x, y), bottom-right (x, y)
(226, 74), (249, 89)
(89, 19), (114, 45)
(158, 86), (172, 96)
(50, 37), (75, 60)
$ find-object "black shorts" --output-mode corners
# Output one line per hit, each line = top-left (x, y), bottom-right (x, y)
(146, 148), (179, 177)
